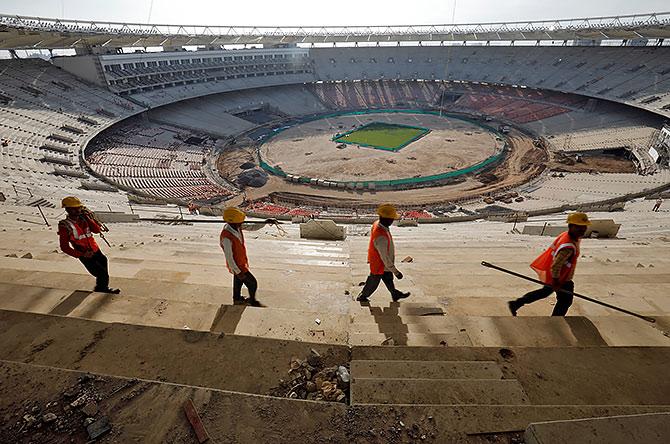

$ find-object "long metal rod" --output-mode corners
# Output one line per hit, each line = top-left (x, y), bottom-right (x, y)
(36, 205), (50, 227)
(481, 261), (656, 323)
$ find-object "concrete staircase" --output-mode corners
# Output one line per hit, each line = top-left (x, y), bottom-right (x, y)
(351, 359), (530, 405)
(0, 204), (669, 440)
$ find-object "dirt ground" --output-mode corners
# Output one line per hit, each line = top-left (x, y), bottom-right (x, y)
(259, 113), (502, 182)
(222, 128), (546, 208)
(216, 144), (257, 183)
(549, 154), (637, 174)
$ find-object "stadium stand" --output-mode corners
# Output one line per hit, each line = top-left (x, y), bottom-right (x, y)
(1, 13), (670, 442)
(310, 46), (670, 118)
(86, 122), (235, 202)
(0, 59), (143, 209)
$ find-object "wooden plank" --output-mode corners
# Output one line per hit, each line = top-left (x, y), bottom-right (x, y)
(183, 399), (210, 443)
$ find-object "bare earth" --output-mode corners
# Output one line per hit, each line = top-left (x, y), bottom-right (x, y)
(550, 154), (637, 174)
(222, 128), (546, 208)
(260, 113), (502, 182)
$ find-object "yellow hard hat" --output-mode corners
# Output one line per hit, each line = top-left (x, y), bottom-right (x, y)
(61, 196), (83, 208)
(567, 212), (591, 226)
(377, 203), (399, 220)
(223, 207), (246, 224)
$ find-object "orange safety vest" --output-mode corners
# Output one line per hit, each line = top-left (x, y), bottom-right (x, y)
(220, 227), (249, 275)
(60, 218), (99, 253)
(367, 220), (392, 275)
(530, 231), (579, 285)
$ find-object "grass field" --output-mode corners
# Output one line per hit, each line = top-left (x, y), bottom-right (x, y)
(332, 122), (430, 151)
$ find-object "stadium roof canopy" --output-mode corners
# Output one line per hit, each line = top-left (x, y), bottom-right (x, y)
(0, 11), (669, 49)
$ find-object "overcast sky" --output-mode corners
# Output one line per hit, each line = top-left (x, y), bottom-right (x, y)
(0, 0), (667, 26)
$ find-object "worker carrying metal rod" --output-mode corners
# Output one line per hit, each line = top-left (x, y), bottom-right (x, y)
(220, 207), (277, 307)
(356, 204), (410, 303)
(58, 196), (120, 294)
(507, 212), (592, 316)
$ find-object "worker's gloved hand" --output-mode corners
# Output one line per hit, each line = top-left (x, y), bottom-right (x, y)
(264, 218), (278, 225)
(395, 271), (403, 280)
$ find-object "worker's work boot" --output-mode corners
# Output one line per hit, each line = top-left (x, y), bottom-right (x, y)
(356, 294), (370, 302)
(247, 298), (263, 307)
(392, 291), (410, 302)
(507, 301), (519, 316)
(233, 296), (246, 305)
(97, 287), (120, 294)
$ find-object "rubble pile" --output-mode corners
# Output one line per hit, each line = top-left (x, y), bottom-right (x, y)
(4, 373), (112, 442)
(269, 349), (350, 403)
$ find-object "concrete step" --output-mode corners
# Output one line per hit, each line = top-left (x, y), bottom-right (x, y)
(349, 316), (609, 347)
(4, 360), (669, 443)
(351, 377), (529, 405)
(0, 281), (350, 344)
(351, 359), (503, 380)
(0, 359), (348, 443)
(350, 332), (472, 346)
(524, 412), (670, 444)
(0, 309), (349, 395)
(0, 267), (350, 314)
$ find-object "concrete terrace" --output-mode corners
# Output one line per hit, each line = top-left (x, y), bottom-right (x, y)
(0, 198), (669, 442)
(0, 200), (668, 348)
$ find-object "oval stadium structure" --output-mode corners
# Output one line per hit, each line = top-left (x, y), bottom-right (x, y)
(1, 11), (670, 443)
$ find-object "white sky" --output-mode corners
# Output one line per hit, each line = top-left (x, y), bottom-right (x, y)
(0, 0), (667, 26)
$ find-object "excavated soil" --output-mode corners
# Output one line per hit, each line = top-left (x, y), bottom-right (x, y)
(549, 154), (637, 174)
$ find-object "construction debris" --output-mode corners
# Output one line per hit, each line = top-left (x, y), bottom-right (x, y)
(86, 416), (111, 440)
(269, 350), (349, 403)
(183, 399), (210, 443)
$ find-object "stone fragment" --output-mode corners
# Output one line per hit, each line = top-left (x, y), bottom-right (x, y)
(23, 414), (37, 427)
(42, 413), (57, 423)
(21, 253), (33, 259)
(70, 396), (87, 408)
(86, 416), (111, 440)
(81, 401), (98, 417)
(337, 366), (350, 384)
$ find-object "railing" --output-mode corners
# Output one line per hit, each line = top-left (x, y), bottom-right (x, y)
(0, 12), (669, 46)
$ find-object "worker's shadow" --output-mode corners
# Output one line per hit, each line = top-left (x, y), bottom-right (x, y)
(361, 301), (409, 346)
(209, 304), (246, 334)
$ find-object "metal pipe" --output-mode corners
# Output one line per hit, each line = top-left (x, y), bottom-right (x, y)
(36, 205), (49, 227)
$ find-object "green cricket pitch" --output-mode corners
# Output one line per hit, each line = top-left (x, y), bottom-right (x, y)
(332, 122), (431, 152)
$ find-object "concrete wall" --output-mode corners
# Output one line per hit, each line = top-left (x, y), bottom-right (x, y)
(52, 55), (105, 86)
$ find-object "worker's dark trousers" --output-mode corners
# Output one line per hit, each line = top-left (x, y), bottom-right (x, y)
(513, 280), (574, 316)
(359, 272), (403, 299)
(79, 250), (110, 291)
(233, 271), (257, 300)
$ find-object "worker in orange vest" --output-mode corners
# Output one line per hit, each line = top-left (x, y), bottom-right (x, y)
(356, 204), (410, 303)
(58, 197), (120, 294)
(508, 212), (591, 316)
(220, 207), (276, 306)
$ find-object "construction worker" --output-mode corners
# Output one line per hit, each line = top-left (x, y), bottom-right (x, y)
(508, 212), (591, 316)
(58, 197), (120, 294)
(220, 207), (276, 306)
(356, 204), (410, 303)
